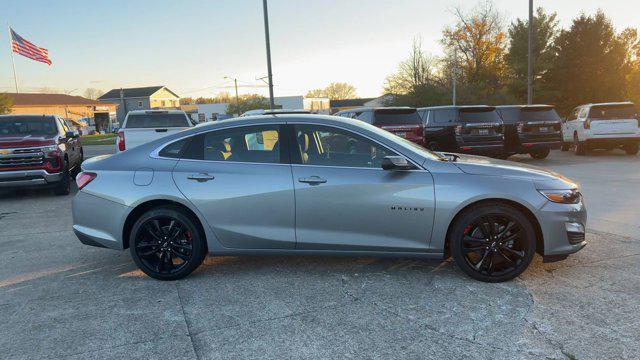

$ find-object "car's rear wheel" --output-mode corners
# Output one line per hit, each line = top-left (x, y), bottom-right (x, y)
(573, 134), (586, 156)
(529, 147), (550, 159)
(450, 203), (536, 282)
(130, 206), (207, 280)
(623, 142), (639, 155)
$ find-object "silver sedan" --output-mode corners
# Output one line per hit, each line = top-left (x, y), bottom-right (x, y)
(72, 114), (586, 282)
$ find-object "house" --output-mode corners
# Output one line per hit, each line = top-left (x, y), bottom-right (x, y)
(5, 93), (117, 133)
(329, 94), (397, 113)
(98, 85), (180, 122)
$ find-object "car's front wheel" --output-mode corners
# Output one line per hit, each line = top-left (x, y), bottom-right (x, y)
(449, 202), (536, 282)
(130, 206), (207, 280)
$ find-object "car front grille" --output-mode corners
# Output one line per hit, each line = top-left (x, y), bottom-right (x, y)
(567, 231), (585, 245)
(0, 148), (45, 168)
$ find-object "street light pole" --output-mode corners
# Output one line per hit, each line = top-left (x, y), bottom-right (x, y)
(262, 0), (275, 110)
(527, 0), (533, 105)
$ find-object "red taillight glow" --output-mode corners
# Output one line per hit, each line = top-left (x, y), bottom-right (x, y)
(117, 130), (126, 151)
(76, 172), (97, 190)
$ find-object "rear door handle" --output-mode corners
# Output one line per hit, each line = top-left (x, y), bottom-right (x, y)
(187, 173), (215, 182)
(298, 176), (327, 185)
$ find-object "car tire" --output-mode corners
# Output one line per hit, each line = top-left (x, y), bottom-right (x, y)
(449, 202), (536, 283)
(529, 147), (550, 159)
(53, 161), (71, 196)
(560, 142), (570, 151)
(623, 142), (639, 155)
(573, 134), (586, 156)
(130, 206), (207, 281)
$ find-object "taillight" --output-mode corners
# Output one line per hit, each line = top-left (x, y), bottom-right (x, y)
(117, 130), (125, 151)
(455, 125), (463, 135)
(76, 172), (97, 190)
(516, 122), (525, 133)
(584, 119), (590, 129)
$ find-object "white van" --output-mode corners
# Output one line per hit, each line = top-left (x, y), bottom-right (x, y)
(561, 102), (640, 155)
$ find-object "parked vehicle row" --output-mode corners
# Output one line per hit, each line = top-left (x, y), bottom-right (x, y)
(72, 114), (586, 283)
(0, 114), (83, 195)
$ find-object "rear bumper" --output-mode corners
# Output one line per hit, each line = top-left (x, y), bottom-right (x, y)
(0, 169), (63, 188)
(456, 137), (505, 154)
(585, 137), (640, 146)
(72, 191), (129, 250)
(518, 141), (562, 152)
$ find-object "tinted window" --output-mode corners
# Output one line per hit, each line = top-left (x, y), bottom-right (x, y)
(373, 109), (421, 126)
(125, 113), (190, 128)
(459, 109), (500, 123)
(159, 138), (190, 158)
(0, 117), (58, 136)
(496, 109), (520, 124)
(355, 111), (373, 123)
(184, 125), (281, 164)
(293, 125), (397, 168)
(520, 107), (561, 122)
(434, 109), (457, 123)
(589, 104), (638, 120)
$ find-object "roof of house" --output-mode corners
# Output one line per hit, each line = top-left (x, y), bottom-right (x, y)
(98, 86), (178, 100)
(330, 98), (376, 108)
(6, 93), (111, 106)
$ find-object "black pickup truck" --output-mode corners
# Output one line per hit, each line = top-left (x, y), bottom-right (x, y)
(0, 115), (83, 195)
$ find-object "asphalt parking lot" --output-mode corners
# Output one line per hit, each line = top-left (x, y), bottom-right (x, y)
(1, 146), (638, 359)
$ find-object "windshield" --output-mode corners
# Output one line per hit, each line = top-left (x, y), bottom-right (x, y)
(125, 113), (190, 128)
(588, 105), (638, 120)
(373, 109), (422, 126)
(0, 117), (57, 136)
(459, 109), (500, 123)
(520, 107), (561, 122)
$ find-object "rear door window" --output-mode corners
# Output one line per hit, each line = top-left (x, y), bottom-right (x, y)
(125, 113), (190, 128)
(434, 109), (457, 124)
(459, 109), (500, 123)
(520, 107), (561, 122)
(496, 108), (520, 124)
(372, 109), (421, 126)
(588, 105), (638, 120)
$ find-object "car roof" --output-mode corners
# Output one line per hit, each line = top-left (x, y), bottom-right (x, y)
(579, 101), (635, 108)
(336, 106), (414, 113)
(418, 105), (496, 111)
(127, 109), (187, 115)
(495, 104), (555, 110)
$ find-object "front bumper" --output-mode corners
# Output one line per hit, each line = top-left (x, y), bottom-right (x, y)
(0, 169), (63, 188)
(72, 191), (130, 250)
(537, 199), (587, 256)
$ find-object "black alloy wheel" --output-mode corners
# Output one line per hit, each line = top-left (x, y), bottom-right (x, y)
(130, 207), (206, 280)
(450, 203), (536, 282)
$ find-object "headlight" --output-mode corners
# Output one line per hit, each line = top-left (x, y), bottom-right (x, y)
(538, 189), (581, 204)
(41, 145), (59, 152)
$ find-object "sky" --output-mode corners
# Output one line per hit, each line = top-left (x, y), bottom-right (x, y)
(0, 0), (638, 99)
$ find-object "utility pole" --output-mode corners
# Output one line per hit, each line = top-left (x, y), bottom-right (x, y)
(225, 76), (240, 116)
(527, 0), (533, 105)
(262, 0), (275, 110)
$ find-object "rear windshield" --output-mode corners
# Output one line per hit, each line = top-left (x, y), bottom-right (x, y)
(373, 109), (421, 126)
(0, 117), (57, 136)
(459, 109), (500, 123)
(125, 113), (190, 128)
(589, 105), (638, 120)
(520, 107), (561, 122)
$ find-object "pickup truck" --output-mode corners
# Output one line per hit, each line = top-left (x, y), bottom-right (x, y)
(116, 110), (193, 152)
(0, 114), (83, 195)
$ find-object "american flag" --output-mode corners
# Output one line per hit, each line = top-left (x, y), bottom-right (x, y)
(10, 28), (52, 65)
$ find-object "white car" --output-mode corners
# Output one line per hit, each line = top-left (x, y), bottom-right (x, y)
(116, 110), (193, 152)
(561, 102), (640, 155)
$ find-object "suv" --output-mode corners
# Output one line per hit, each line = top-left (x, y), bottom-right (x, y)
(334, 107), (424, 146)
(418, 106), (505, 156)
(496, 105), (562, 159)
(561, 102), (640, 155)
(117, 110), (193, 152)
(0, 115), (82, 195)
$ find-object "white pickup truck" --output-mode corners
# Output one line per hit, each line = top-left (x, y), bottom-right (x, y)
(116, 110), (193, 152)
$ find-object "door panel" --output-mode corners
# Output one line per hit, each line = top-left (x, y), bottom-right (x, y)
(292, 166), (435, 252)
(173, 160), (295, 249)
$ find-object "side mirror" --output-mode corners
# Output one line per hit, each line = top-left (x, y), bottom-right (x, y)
(381, 156), (415, 171)
(65, 130), (79, 139)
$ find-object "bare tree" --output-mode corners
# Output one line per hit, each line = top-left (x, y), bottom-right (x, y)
(83, 88), (105, 100)
(383, 37), (440, 94)
(306, 82), (357, 100)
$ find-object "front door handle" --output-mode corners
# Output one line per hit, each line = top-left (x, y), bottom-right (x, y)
(187, 173), (215, 182)
(298, 176), (327, 185)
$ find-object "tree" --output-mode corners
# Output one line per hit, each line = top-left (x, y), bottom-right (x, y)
(545, 11), (631, 115)
(83, 88), (104, 100)
(0, 93), (12, 114)
(383, 37), (440, 95)
(505, 7), (560, 102)
(306, 82), (357, 100)
(441, 1), (509, 101)
(226, 94), (270, 115)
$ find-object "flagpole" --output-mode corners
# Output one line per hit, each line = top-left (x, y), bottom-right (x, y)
(7, 24), (18, 93)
